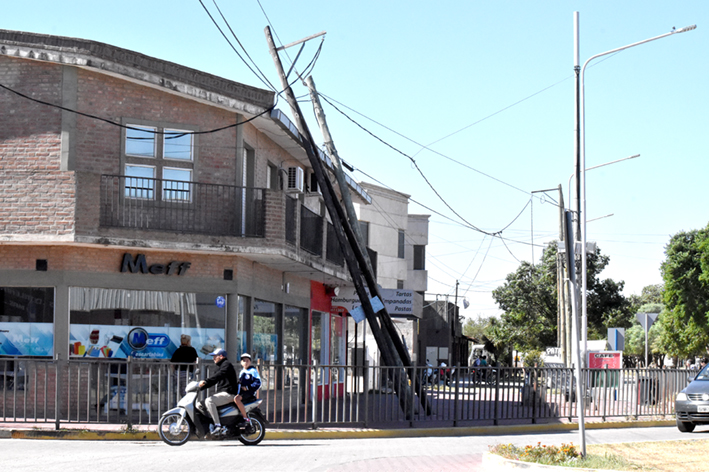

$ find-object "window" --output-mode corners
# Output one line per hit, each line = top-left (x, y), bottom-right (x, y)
(397, 279), (404, 289)
(413, 245), (426, 270)
(398, 229), (405, 259)
(359, 221), (370, 247)
(69, 287), (225, 360)
(267, 163), (278, 190)
(0, 287), (55, 357)
(123, 123), (195, 201)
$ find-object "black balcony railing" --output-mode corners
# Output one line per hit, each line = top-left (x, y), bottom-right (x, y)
(100, 175), (265, 237)
(326, 223), (344, 266)
(285, 196), (297, 245)
(299, 205), (323, 256)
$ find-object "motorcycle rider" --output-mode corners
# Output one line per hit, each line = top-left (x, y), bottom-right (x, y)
(198, 348), (238, 436)
(233, 353), (261, 425)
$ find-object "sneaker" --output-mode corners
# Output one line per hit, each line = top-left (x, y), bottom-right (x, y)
(218, 425), (229, 436)
(209, 424), (222, 436)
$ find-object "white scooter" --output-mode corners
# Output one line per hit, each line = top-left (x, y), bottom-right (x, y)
(158, 380), (266, 446)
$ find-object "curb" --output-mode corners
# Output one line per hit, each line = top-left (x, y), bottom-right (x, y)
(0, 419), (675, 441)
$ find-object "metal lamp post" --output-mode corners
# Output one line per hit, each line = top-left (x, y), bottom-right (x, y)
(577, 18), (696, 367)
(572, 12), (695, 457)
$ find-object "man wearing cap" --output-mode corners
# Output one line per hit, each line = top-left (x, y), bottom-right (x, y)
(233, 353), (261, 425)
(198, 348), (238, 436)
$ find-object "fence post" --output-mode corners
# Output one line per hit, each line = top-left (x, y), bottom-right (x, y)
(54, 355), (62, 430)
(363, 361), (369, 428)
(493, 367), (500, 425)
(453, 365), (459, 427)
(125, 356), (133, 429)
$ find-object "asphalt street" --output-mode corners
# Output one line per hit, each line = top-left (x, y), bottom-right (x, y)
(2, 425), (706, 471)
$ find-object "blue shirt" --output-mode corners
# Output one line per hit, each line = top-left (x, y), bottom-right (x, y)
(238, 366), (261, 397)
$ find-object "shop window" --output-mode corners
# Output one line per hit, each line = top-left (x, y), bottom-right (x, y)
(69, 287), (225, 360)
(284, 305), (304, 365)
(253, 300), (278, 364)
(0, 287), (55, 357)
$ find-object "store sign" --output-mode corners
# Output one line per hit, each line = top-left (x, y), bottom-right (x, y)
(331, 288), (413, 316)
(120, 253), (191, 276)
(588, 351), (622, 369)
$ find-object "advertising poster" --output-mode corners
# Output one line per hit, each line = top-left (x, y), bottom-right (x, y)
(0, 322), (54, 356)
(69, 324), (225, 359)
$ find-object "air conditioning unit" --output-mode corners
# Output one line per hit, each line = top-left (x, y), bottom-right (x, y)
(287, 166), (304, 192)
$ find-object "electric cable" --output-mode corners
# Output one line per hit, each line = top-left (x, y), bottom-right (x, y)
(197, 0), (276, 91)
(0, 82), (274, 136)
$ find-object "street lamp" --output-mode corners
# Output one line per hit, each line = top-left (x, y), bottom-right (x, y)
(572, 12), (695, 457)
(577, 19), (696, 366)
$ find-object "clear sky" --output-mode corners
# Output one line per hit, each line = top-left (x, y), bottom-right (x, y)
(3, 1), (707, 319)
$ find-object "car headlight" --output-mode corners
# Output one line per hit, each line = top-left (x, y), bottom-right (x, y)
(676, 392), (688, 401)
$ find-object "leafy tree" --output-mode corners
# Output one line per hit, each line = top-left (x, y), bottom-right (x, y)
(629, 284), (664, 310)
(492, 243), (633, 353)
(462, 315), (494, 342)
(657, 225), (709, 358)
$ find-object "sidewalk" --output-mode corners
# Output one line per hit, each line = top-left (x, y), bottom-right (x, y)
(0, 418), (675, 441)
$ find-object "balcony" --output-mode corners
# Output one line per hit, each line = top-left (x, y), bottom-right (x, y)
(100, 175), (264, 237)
(96, 174), (347, 279)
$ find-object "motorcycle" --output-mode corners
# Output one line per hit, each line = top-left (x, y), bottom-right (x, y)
(158, 380), (266, 446)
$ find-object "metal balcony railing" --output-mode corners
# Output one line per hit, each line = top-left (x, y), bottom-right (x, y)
(300, 205), (323, 256)
(100, 175), (265, 237)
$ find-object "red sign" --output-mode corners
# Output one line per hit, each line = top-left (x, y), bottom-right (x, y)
(588, 351), (622, 369)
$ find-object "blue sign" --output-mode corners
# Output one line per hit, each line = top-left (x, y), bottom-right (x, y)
(216, 296), (226, 308)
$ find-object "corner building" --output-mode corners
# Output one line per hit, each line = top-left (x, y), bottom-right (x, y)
(0, 30), (370, 368)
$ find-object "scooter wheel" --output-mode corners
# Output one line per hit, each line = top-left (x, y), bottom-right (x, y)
(238, 414), (265, 446)
(158, 413), (192, 446)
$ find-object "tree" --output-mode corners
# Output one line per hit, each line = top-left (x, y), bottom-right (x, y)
(492, 243), (633, 353)
(657, 225), (709, 358)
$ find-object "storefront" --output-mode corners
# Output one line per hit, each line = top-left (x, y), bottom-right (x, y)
(0, 246), (314, 365)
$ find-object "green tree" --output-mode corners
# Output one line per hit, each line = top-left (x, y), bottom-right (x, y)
(492, 244), (633, 353)
(657, 225), (709, 358)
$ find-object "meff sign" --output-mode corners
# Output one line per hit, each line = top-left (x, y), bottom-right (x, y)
(588, 351), (622, 369)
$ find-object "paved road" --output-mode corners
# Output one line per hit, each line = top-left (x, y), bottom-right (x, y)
(2, 425), (705, 471)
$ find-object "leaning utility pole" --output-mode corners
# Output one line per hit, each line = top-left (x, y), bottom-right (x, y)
(305, 75), (430, 414)
(264, 26), (416, 416)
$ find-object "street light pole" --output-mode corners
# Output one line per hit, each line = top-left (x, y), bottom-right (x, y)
(577, 18), (695, 369)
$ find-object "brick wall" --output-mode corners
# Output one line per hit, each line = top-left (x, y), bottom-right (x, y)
(0, 170), (76, 235)
(0, 56), (63, 171)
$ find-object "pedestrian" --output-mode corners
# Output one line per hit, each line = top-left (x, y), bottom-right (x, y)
(171, 335), (198, 393)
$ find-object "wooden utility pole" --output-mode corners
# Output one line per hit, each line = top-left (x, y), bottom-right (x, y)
(264, 26), (416, 417)
(305, 75), (430, 414)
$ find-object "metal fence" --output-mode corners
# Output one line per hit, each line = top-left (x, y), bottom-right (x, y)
(100, 175), (265, 237)
(0, 359), (691, 429)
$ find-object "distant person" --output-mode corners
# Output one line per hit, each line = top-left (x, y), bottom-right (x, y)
(700, 358), (708, 372)
(684, 359), (693, 370)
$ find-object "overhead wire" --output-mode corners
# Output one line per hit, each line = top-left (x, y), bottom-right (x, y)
(0, 82), (274, 136)
(197, 0), (276, 91)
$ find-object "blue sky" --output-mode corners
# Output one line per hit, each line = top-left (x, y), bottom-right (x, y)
(4, 1), (707, 319)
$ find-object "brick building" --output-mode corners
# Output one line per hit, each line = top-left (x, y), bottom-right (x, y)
(0, 29), (371, 378)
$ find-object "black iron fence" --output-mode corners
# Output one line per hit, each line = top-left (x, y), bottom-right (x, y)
(100, 175), (265, 237)
(0, 359), (690, 429)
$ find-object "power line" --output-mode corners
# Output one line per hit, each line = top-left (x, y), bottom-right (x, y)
(0, 82), (274, 136)
(319, 92), (533, 197)
(197, 0), (276, 91)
